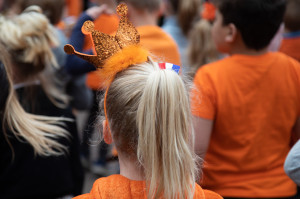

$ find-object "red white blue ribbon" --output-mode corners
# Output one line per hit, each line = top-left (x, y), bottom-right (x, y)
(158, 63), (180, 74)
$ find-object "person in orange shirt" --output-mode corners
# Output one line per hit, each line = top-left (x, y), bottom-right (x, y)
(65, 4), (222, 198)
(191, 0), (300, 198)
(279, 0), (300, 62)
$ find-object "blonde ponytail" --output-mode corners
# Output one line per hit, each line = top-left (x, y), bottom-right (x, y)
(0, 44), (70, 157)
(106, 59), (198, 199)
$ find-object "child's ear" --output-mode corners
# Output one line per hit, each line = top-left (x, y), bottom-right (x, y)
(103, 120), (113, 144)
(225, 23), (238, 43)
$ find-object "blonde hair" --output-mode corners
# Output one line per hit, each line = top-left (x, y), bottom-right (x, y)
(105, 59), (198, 199)
(0, 44), (70, 157)
(187, 19), (219, 78)
(177, 0), (201, 36)
(0, 5), (68, 107)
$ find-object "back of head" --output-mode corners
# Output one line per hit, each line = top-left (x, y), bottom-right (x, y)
(118, 0), (161, 12)
(284, 0), (300, 32)
(0, 5), (58, 81)
(105, 60), (198, 198)
(18, 0), (65, 25)
(214, 0), (286, 50)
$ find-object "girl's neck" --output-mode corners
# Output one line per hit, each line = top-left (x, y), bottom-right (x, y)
(118, 153), (144, 181)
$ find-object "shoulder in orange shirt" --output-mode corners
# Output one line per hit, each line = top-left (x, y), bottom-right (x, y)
(73, 175), (222, 199)
(137, 25), (181, 66)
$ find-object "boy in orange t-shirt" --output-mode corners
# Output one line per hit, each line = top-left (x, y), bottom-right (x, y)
(279, 0), (300, 62)
(191, 0), (300, 198)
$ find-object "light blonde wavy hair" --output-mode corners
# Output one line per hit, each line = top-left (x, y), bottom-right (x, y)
(104, 59), (199, 199)
(187, 19), (219, 78)
(0, 5), (68, 107)
(0, 44), (70, 157)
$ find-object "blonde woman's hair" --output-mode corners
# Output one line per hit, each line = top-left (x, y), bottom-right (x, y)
(0, 44), (70, 157)
(187, 19), (219, 78)
(105, 59), (198, 199)
(0, 5), (68, 107)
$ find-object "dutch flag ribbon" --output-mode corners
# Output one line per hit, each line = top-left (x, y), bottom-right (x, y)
(158, 63), (180, 74)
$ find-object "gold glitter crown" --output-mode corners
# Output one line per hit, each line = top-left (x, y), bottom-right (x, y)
(64, 3), (141, 68)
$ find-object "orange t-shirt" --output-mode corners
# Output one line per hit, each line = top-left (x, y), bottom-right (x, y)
(86, 14), (120, 90)
(191, 52), (300, 197)
(280, 36), (300, 62)
(73, 174), (222, 199)
(87, 25), (181, 90)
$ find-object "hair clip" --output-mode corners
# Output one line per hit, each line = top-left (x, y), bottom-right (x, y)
(158, 63), (180, 74)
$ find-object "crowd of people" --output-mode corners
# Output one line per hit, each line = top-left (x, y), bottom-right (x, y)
(0, 0), (299, 198)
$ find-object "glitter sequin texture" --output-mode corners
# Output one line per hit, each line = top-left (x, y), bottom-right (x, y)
(64, 3), (141, 68)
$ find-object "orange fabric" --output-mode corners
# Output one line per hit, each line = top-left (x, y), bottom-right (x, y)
(66, 0), (82, 17)
(73, 174), (222, 199)
(87, 24), (181, 90)
(280, 37), (300, 62)
(191, 52), (300, 197)
(137, 25), (181, 66)
(86, 14), (120, 90)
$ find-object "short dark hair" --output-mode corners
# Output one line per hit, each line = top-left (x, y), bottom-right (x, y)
(214, 0), (286, 50)
(284, 0), (300, 32)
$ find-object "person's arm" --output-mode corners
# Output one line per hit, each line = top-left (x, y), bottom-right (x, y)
(193, 116), (214, 159)
(284, 139), (300, 185)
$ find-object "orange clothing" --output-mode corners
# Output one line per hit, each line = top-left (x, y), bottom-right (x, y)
(137, 25), (181, 66)
(191, 52), (300, 197)
(86, 14), (120, 90)
(87, 25), (181, 90)
(66, 0), (82, 17)
(73, 174), (222, 199)
(280, 37), (300, 62)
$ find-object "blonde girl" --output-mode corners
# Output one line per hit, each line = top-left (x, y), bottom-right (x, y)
(66, 3), (222, 198)
(73, 60), (222, 199)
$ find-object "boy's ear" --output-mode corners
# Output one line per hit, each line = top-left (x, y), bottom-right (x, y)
(103, 120), (113, 144)
(225, 23), (238, 43)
